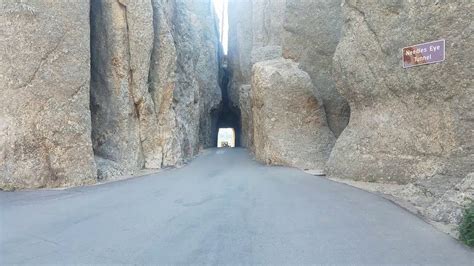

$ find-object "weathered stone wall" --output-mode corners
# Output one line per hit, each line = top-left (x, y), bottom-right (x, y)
(0, 0), (97, 189)
(227, 0), (473, 234)
(192, 1), (223, 149)
(282, 0), (349, 137)
(228, 0), (343, 167)
(228, 0), (348, 151)
(227, 0), (253, 148)
(0, 0), (221, 189)
(327, 0), (473, 185)
(90, 0), (154, 179)
(149, 0), (221, 167)
(326, 0), (473, 232)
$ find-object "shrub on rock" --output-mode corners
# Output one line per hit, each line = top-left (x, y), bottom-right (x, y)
(459, 203), (474, 247)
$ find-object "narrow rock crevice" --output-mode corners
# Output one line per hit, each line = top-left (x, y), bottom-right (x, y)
(215, 63), (242, 147)
(89, 0), (222, 176)
(89, 0), (145, 179)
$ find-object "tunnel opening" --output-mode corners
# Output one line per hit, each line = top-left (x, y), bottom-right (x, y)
(217, 128), (236, 147)
(216, 98), (241, 147)
(215, 53), (242, 147)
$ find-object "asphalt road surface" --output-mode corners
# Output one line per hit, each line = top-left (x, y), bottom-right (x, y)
(1, 148), (473, 264)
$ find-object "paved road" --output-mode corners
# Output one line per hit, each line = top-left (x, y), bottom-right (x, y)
(1, 148), (473, 264)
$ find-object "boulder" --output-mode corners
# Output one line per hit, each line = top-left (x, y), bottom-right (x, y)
(251, 59), (335, 170)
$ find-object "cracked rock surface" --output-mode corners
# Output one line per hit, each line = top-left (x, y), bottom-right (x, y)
(1, 0), (221, 188)
(327, 0), (473, 185)
(0, 0), (97, 189)
(89, 0), (222, 178)
(325, 0), (474, 231)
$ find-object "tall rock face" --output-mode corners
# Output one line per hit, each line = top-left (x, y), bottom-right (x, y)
(149, 0), (221, 167)
(326, 1), (473, 226)
(192, 1), (223, 149)
(228, 0), (348, 153)
(90, 0), (157, 178)
(227, 0), (253, 148)
(91, 0), (221, 176)
(252, 59), (335, 169)
(227, 0), (287, 149)
(0, 0), (97, 189)
(282, 0), (349, 137)
(1, 0), (221, 189)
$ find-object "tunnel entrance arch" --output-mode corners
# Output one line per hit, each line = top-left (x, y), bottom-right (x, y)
(215, 104), (241, 147)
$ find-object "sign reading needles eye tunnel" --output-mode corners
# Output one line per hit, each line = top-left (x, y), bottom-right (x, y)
(402, 39), (445, 68)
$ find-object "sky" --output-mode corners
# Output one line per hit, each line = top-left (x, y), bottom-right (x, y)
(213, 0), (228, 54)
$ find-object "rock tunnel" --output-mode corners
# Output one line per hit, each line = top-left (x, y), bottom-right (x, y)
(215, 62), (242, 148)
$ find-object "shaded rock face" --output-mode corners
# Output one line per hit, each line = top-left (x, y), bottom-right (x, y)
(228, 0), (349, 150)
(227, 0), (253, 148)
(0, 0), (97, 189)
(251, 59), (335, 170)
(326, 0), (473, 228)
(149, 0), (221, 167)
(90, 0), (154, 178)
(91, 0), (221, 177)
(282, 0), (349, 137)
(192, 1), (223, 149)
(1, 0), (221, 188)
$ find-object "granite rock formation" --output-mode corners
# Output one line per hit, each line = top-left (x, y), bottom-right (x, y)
(326, 0), (473, 233)
(226, 0), (473, 235)
(227, 0), (254, 148)
(0, 0), (97, 189)
(91, 0), (221, 178)
(282, 0), (349, 137)
(252, 59), (335, 169)
(228, 0), (348, 151)
(327, 0), (473, 185)
(90, 0), (154, 178)
(1, 0), (221, 188)
(192, 1), (223, 150)
(149, 0), (221, 168)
